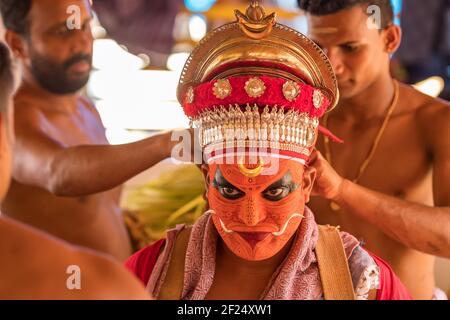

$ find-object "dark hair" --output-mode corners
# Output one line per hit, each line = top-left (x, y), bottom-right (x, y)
(0, 42), (13, 112)
(298, 0), (394, 29)
(0, 0), (32, 34)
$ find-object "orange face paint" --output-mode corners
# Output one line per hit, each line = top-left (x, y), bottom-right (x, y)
(208, 156), (307, 261)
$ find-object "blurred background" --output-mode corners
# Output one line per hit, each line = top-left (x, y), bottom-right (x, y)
(88, 0), (449, 143)
(1, 0), (447, 294)
(85, 0), (450, 294)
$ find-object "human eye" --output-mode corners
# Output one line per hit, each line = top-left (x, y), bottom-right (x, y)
(263, 187), (289, 201)
(219, 187), (245, 200)
(51, 25), (71, 36)
(341, 44), (359, 53)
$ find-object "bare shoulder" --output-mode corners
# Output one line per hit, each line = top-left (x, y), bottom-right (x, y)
(12, 93), (57, 142)
(414, 92), (450, 124)
(74, 247), (151, 299)
(398, 82), (449, 111)
(399, 83), (450, 150)
(413, 90), (449, 152)
(78, 95), (107, 133)
(0, 217), (150, 299)
(79, 95), (103, 119)
(13, 93), (47, 125)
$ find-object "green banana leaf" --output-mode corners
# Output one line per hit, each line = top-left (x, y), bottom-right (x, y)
(123, 164), (206, 249)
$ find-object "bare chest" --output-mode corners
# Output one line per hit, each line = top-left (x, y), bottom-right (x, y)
(41, 101), (108, 146)
(312, 114), (434, 255)
(318, 114), (432, 197)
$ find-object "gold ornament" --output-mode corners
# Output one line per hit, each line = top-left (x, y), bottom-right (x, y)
(238, 156), (265, 177)
(213, 79), (232, 99)
(176, 1), (339, 112)
(282, 81), (301, 101)
(186, 87), (195, 104)
(245, 77), (266, 98)
(313, 90), (324, 109)
(235, 0), (276, 40)
(196, 104), (316, 157)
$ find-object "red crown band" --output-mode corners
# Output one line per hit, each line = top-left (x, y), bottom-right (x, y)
(183, 75), (331, 119)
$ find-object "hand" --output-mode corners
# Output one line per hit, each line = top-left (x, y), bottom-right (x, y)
(309, 149), (345, 200)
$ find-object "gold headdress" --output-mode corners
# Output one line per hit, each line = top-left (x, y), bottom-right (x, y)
(178, 1), (339, 161)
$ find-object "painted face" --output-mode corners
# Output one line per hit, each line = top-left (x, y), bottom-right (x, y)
(208, 156), (307, 261)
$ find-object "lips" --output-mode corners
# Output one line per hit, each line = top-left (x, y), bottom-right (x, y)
(238, 232), (270, 248)
(67, 61), (91, 74)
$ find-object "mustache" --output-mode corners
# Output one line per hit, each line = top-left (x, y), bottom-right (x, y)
(63, 53), (92, 70)
(206, 210), (304, 237)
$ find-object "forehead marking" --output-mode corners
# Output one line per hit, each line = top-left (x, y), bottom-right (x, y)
(310, 27), (339, 35)
(238, 156), (265, 178)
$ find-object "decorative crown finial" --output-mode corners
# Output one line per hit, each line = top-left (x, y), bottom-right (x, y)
(235, 0), (276, 40)
(246, 1), (266, 22)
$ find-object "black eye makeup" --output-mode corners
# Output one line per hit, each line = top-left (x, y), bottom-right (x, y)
(262, 171), (300, 202)
(212, 169), (300, 202)
(213, 169), (245, 200)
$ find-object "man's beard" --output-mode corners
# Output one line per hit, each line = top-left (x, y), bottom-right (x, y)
(29, 50), (92, 95)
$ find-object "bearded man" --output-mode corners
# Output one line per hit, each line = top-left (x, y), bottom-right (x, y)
(0, 40), (150, 300)
(0, 0), (183, 261)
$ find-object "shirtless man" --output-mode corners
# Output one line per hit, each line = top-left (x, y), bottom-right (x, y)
(0, 41), (150, 300)
(0, 0), (182, 261)
(297, 0), (450, 299)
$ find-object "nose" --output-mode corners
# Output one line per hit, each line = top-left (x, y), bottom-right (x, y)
(239, 196), (267, 226)
(71, 28), (93, 54)
(325, 48), (345, 77)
